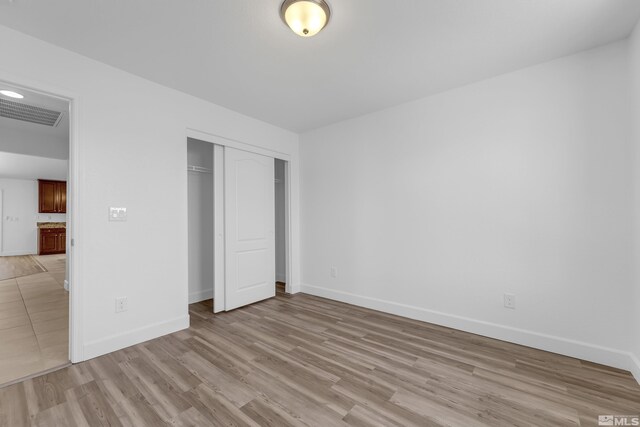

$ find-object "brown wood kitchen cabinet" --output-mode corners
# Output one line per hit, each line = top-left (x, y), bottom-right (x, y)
(39, 228), (66, 255)
(38, 179), (67, 213)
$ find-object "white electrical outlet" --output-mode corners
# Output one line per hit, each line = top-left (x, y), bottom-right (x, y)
(115, 297), (128, 313)
(504, 293), (516, 309)
(330, 266), (338, 278)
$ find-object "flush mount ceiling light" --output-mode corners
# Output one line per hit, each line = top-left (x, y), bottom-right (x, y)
(280, 0), (331, 37)
(0, 90), (24, 99)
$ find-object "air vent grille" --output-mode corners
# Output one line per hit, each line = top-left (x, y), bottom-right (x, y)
(0, 98), (63, 127)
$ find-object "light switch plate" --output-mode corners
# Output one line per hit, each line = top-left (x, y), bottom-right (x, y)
(109, 207), (127, 222)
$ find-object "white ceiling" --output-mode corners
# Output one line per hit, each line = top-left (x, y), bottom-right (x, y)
(0, 0), (639, 132)
(0, 84), (69, 160)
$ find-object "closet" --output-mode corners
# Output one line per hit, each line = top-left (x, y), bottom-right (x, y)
(187, 136), (283, 312)
(275, 159), (287, 285)
(187, 138), (214, 303)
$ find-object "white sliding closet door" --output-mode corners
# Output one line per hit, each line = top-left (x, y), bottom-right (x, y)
(213, 144), (225, 313)
(224, 147), (275, 311)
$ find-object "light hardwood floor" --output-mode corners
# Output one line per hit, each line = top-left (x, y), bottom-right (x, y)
(1, 287), (639, 426)
(0, 255), (68, 387)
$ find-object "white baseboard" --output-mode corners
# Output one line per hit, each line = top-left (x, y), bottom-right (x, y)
(1, 250), (36, 256)
(83, 315), (189, 361)
(289, 283), (301, 294)
(301, 284), (638, 379)
(630, 353), (640, 384)
(189, 289), (214, 304)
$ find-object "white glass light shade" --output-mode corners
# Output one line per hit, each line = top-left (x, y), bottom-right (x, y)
(281, 0), (330, 37)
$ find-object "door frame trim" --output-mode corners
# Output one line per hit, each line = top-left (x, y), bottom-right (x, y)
(0, 189), (3, 254)
(187, 129), (292, 161)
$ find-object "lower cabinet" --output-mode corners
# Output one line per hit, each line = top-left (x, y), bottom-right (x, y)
(39, 228), (66, 255)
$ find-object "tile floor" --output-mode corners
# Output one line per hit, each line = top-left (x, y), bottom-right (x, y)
(0, 254), (69, 387)
(0, 255), (46, 281)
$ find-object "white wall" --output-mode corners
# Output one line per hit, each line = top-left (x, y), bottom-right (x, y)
(0, 178), (38, 255)
(629, 20), (640, 381)
(0, 24), (300, 361)
(275, 159), (286, 282)
(0, 152), (68, 181)
(301, 41), (636, 371)
(0, 121), (68, 159)
(187, 139), (214, 303)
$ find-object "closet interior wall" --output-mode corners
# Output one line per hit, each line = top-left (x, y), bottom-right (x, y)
(187, 138), (214, 304)
(275, 159), (286, 284)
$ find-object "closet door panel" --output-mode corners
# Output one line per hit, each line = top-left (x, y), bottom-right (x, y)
(224, 147), (275, 311)
(213, 145), (225, 313)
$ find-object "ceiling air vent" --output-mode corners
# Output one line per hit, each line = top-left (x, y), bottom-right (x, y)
(0, 98), (63, 127)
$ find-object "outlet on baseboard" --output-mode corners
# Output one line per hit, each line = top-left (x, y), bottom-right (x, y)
(115, 297), (128, 313)
(504, 293), (516, 309)
(330, 266), (338, 278)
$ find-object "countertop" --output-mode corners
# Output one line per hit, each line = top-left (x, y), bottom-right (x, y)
(37, 222), (66, 229)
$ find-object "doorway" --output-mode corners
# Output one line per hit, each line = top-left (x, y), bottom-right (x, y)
(186, 135), (291, 315)
(187, 138), (214, 305)
(0, 83), (72, 387)
(275, 158), (287, 295)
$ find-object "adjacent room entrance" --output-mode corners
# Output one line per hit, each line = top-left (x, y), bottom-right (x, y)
(0, 83), (72, 387)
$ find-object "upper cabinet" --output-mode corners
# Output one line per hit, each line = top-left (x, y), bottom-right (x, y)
(38, 179), (67, 213)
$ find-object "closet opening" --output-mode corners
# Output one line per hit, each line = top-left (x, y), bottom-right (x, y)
(187, 138), (214, 306)
(275, 158), (288, 295)
(186, 132), (292, 315)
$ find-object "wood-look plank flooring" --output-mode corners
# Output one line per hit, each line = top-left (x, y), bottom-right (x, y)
(1, 286), (639, 426)
(0, 256), (45, 281)
(0, 255), (68, 387)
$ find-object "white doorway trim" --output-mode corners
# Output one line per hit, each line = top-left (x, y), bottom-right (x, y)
(284, 159), (292, 293)
(0, 189), (3, 254)
(0, 75), (83, 363)
(186, 129), (296, 309)
(187, 129), (292, 162)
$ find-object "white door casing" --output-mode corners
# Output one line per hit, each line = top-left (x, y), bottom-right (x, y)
(224, 147), (275, 310)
